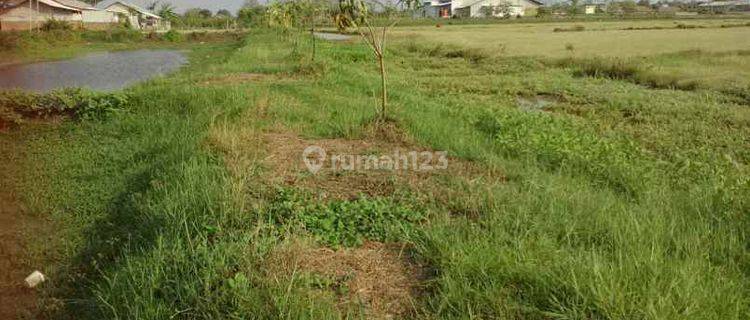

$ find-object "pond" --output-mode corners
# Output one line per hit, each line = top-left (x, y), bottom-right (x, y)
(0, 50), (187, 93)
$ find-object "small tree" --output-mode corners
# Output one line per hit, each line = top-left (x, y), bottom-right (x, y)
(266, 2), (296, 44)
(297, 0), (329, 61)
(338, 0), (420, 121)
(568, 0), (580, 15)
(266, 0), (328, 61)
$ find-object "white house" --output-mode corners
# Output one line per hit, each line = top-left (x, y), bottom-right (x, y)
(419, 0), (543, 18)
(0, 0), (118, 31)
(0, 0), (81, 31)
(56, 0), (118, 29)
(98, 1), (169, 31)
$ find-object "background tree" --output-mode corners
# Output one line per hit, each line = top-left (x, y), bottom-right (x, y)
(238, 0), (266, 27)
(216, 9), (233, 17)
(199, 9), (213, 18)
(157, 2), (178, 21)
(338, 0), (421, 120)
(568, 0), (580, 15)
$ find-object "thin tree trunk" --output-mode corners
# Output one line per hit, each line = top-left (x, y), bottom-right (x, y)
(311, 25), (316, 62)
(378, 53), (387, 120)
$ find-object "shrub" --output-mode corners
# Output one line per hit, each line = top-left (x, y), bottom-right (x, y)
(407, 43), (489, 63)
(0, 88), (129, 124)
(41, 19), (74, 31)
(569, 58), (700, 90)
(162, 30), (183, 42)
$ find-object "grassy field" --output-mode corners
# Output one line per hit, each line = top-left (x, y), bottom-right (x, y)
(394, 19), (750, 57)
(3, 18), (749, 319)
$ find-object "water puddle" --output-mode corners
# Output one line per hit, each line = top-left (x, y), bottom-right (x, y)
(0, 49), (187, 92)
(314, 32), (353, 41)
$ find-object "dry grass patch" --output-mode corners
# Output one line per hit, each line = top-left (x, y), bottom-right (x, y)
(199, 73), (270, 86)
(206, 112), (508, 201)
(266, 239), (425, 319)
(261, 121), (495, 200)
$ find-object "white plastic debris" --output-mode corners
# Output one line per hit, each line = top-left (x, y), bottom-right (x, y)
(24, 271), (45, 288)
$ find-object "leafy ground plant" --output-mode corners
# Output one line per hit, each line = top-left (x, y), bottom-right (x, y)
(0, 88), (129, 125)
(268, 189), (425, 247)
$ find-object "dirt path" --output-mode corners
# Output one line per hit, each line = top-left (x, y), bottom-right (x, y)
(0, 128), (41, 319)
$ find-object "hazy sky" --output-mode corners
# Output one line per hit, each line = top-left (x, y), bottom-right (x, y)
(96, 0), (248, 14)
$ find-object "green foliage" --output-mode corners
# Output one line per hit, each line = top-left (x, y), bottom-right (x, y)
(84, 27), (144, 42)
(238, 4), (267, 27)
(268, 189), (425, 247)
(480, 109), (652, 196)
(12, 26), (750, 320)
(0, 88), (129, 122)
(161, 30), (183, 42)
(41, 19), (74, 31)
(567, 57), (701, 90)
(406, 42), (490, 62)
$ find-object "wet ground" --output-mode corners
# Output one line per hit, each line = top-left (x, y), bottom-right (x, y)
(314, 32), (353, 41)
(0, 49), (187, 92)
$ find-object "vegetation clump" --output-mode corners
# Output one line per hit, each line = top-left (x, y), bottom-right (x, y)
(0, 89), (129, 126)
(553, 24), (586, 32)
(268, 189), (425, 247)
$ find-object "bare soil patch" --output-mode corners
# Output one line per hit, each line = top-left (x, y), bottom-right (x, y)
(266, 240), (425, 319)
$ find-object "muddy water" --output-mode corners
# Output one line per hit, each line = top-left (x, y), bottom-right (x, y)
(0, 49), (187, 92)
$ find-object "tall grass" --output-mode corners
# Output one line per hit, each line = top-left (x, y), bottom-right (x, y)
(18, 28), (750, 319)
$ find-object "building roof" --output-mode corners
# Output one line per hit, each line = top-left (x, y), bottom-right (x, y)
(101, 1), (160, 19)
(457, 0), (543, 8)
(0, 0), (82, 13)
(698, 0), (750, 5)
(55, 0), (97, 10)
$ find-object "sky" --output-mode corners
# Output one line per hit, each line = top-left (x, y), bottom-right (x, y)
(94, 0), (248, 14)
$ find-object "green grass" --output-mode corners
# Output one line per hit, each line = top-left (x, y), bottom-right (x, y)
(10, 22), (750, 319)
(393, 18), (750, 57)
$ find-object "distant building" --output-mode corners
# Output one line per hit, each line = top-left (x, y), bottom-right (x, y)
(98, 1), (169, 31)
(584, 4), (597, 14)
(698, 0), (750, 11)
(419, 0), (543, 18)
(56, 0), (118, 29)
(0, 0), (117, 31)
(0, 0), (81, 31)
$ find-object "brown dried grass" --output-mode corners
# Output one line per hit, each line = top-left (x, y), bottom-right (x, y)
(266, 239), (425, 319)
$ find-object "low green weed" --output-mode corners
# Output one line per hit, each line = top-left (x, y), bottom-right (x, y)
(0, 88), (129, 122)
(267, 189), (425, 247)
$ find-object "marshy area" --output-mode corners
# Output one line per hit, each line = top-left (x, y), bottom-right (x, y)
(1, 17), (749, 319)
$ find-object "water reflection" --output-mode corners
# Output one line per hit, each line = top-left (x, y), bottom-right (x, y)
(0, 50), (187, 92)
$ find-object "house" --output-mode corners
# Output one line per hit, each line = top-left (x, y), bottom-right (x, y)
(419, 0), (543, 18)
(421, 0), (453, 18)
(0, 0), (82, 31)
(55, 0), (119, 30)
(698, 0), (750, 12)
(98, 1), (169, 31)
(584, 4), (597, 14)
(0, 0), (118, 31)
